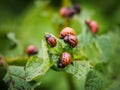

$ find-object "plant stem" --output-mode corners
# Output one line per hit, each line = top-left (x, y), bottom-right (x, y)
(62, 0), (71, 7)
(0, 56), (12, 80)
(5, 57), (28, 66)
(65, 73), (76, 90)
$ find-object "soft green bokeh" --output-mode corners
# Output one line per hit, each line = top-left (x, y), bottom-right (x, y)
(0, 0), (120, 90)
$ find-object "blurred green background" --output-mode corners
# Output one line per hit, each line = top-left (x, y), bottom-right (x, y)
(0, 0), (120, 57)
(0, 0), (120, 90)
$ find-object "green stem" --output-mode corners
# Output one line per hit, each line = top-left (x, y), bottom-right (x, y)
(0, 56), (12, 80)
(62, 0), (71, 7)
(5, 57), (28, 66)
(65, 73), (76, 90)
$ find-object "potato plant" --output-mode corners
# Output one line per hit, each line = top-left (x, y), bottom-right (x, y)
(0, 0), (120, 90)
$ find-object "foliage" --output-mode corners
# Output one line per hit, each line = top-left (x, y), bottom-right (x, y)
(0, 0), (120, 90)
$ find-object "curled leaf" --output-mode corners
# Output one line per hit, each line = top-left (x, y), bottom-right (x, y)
(25, 40), (52, 81)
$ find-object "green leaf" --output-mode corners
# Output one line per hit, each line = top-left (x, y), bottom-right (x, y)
(0, 66), (7, 80)
(25, 40), (52, 81)
(0, 33), (23, 58)
(76, 31), (102, 64)
(105, 79), (120, 90)
(77, 30), (95, 49)
(94, 63), (110, 78)
(85, 70), (105, 90)
(76, 30), (111, 64)
(96, 35), (111, 62)
(83, 43), (102, 64)
(73, 47), (86, 60)
(8, 66), (25, 78)
(64, 61), (92, 80)
(74, 30), (96, 61)
(6, 32), (19, 44)
(107, 28), (120, 75)
(3, 66), (33, 90)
